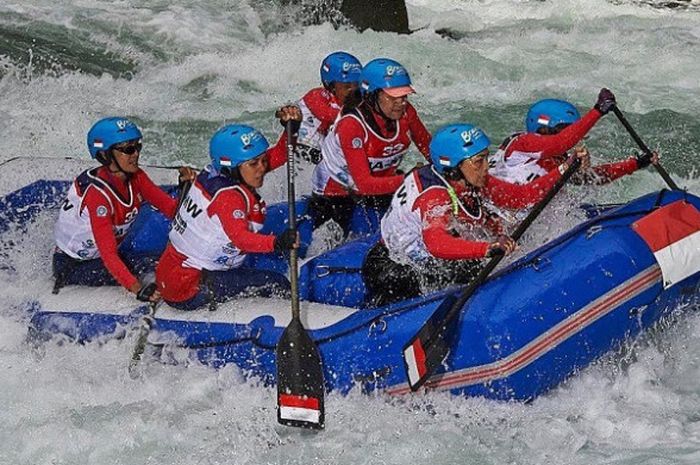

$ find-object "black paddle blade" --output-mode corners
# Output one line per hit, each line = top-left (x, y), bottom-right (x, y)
(276, 318), (325, 430)
(402, 295), (458, 391)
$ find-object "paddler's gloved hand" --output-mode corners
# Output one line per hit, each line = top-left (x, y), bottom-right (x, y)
(594, 88), (616, 115)
(274, 229), (300, 253)
(136, 282), (160, 302)
(486, 235), (516, 257)
(276, 105), (302, 134)
(635, 150), (659, 169)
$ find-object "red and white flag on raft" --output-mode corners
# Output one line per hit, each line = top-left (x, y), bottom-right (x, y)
(278, 394), (321, 424)
(633, 200), (700, 289)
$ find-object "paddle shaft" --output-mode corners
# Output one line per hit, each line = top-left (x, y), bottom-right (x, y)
(612, 107), (679, 191)
(438, 158), (582, 339)
(276, 121), (325, 429)
(129, 301), (160, 367)
(286, 123), (300, 320)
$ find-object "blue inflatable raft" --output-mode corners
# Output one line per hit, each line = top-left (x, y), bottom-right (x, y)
(3, 159), (700, 401)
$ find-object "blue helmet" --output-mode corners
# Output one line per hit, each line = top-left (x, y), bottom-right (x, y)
(525, 99), (581, 133)
(320, 51), (362, 87)
(209, 124), (270, 171)
(359, 58), (414, 96)
(430, 124), (491, 174)
(86, 117), (142, 158)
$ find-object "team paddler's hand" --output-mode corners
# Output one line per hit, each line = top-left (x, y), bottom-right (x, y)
(573, 145), (591, 171)
(274, 229), (300, 253)
(178, 166), (197, 183)
(560, 148), (587, 173)
(594, 88), (616, 115)
(132, 282), (161, 303)
(486, 235), (516, 257)
(275, 105), (302, 125)
(635, 150), (659, 169)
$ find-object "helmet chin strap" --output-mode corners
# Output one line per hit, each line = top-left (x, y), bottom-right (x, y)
(369, 91), (391, 121)
(99, 149), (131, 179)
(221, 166), (244, 185)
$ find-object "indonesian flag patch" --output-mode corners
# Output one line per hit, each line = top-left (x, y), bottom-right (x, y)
(219, 157), (232, 167)
(278, 394), (321, 424)
(404, 338), (427, 387)
(633, 200), (700, 289)
(537, 115), (551, 126)
(438, 156), (451, 167)
(93, 139), (104, 149)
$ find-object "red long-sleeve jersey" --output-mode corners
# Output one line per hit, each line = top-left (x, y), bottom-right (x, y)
(76, 168), (176, 290)
(312, 102), (432, 196)
(156, 138), (287, 303)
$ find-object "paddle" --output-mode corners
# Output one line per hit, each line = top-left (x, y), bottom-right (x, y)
(128, 180), (192, 377)
(612, 107), (680, 191)
(276, 121), (325, 430)
(128, 299), (161, 378)
(403, 157), (583, 391)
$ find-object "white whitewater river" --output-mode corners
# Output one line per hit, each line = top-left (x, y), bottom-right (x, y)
(1, 0), (699, 463)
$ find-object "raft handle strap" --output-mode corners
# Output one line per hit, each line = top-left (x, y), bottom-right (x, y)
(315, 265), (362, 278)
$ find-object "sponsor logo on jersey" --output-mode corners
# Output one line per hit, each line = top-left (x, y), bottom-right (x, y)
(96, 205), (108, 217)
(222, 242), (237, 254)
(183, 197), (203, 218)
(233, 209), (245, 219)
(352, 137), (363, 149)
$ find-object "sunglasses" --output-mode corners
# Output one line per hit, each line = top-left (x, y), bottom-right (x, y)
(113, 142), (142, 155)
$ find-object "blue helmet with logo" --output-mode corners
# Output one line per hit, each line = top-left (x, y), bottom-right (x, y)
(86, 117), (143, 158)
(359, 58), (414, 96)
(320, 51), (362, 87)
(209, 124), (270, 171)
(430, 124), (491, 174)
(525, 99), (581, 133)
